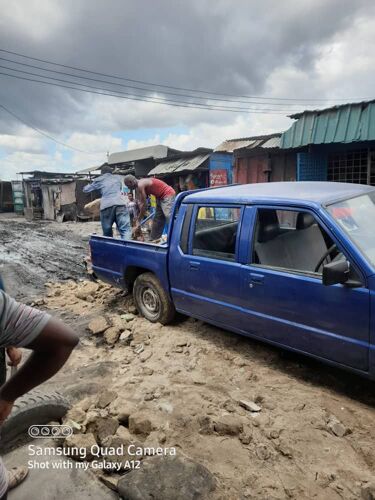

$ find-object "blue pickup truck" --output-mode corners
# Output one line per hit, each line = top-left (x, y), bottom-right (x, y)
(90, 182), (375, 379)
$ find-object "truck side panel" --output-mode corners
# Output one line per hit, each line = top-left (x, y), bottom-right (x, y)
(90, 236), (169, 292)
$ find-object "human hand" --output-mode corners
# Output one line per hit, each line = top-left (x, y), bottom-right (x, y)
(132, 224), (141, 236)
(0, 398), (14, 425)
(6, 347), (22, 367)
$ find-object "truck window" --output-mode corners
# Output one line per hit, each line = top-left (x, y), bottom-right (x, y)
(192, 206), (240, 261)
(252, 208), (339, 274)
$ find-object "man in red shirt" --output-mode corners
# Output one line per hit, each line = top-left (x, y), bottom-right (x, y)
(124, 176), (176, 240)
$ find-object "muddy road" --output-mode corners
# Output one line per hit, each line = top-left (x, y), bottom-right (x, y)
(0, 214), (99, 299)
(1, 215), (375, 499)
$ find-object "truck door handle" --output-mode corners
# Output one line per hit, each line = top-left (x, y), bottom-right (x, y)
(189, 261), (200, 271)
(249, 273), (264, 286)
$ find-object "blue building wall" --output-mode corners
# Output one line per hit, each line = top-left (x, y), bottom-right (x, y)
(297, 152), (328, 181)
(209, 152), (233, 184)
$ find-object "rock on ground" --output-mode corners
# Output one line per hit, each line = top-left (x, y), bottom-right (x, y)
(65, 433), (97, 461)
(88, 316), (109, 335)
(214, 415), (243, 436)
(96, 390), (118, 409)
(128, 412), (156, 436)
(86, 417), (119, 444)
(239, 399), (262, 412)
(104, 327), (121, 345)
(327, 415), (351, 437)
(101, 434), (142, 469)
(109, 399), (138, 425)
(75, 282), (99, 301)
(117, 455), (216, 500)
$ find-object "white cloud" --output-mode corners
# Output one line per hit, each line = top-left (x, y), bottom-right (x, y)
(0, 0), (67, 41)
(315, 15), (375, 98)
(0, 151), (65, 180)
(0, 131), (128, 180)
(62, 132), (126, 172)
(266, 12), (375, 103)
(0, 133), (45, 153)
(83, 96), (235, 133)
(127, 136), (162, 150)
(64, 132), (124, 157)
(126, 114), (292, 152)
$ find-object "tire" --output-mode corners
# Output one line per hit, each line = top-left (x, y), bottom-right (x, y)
(133, 272), (175, 325)
(0, 389), (70, 452)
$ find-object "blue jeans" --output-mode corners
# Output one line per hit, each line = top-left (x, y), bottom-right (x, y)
(100, 205), (131, 240)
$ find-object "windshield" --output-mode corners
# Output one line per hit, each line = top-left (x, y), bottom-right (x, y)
(327, 191), (375, 267)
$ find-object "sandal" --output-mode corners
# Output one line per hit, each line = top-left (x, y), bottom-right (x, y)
(7, 466), (29, 490)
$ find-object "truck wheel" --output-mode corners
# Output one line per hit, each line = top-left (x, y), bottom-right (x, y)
(133, 273), (175, 325)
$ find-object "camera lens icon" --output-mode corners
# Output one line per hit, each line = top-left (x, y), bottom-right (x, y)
(28, 424), (73, 439)
(29, 426), (40, 437)
(51, 427), (60, 437)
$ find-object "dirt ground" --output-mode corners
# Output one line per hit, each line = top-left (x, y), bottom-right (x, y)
(1, 215), (375, 499)
(0, 213), (101, 300)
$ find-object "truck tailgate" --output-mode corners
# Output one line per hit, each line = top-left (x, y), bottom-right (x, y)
(90, 235), (169, 290)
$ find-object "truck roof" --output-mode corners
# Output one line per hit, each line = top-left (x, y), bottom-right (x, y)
(183, 182), (375, 207)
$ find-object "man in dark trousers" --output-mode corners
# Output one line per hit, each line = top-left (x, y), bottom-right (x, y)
(124, 176), (176, 240)
(0, 290), (79, 498)
(84, 166), (131, 239)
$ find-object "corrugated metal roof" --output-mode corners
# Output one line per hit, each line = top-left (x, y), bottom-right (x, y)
(75, 165), (101, 174)
(289, 99), (375, 119)
(262, 136), (281, 148)
(19, 170), (76, 178)
(214, 139), (256, 153)
(281, 100), (375, 149)
(108, 145), (173, 165)
(216, 133), (281, 153)
(148, 154), (210, 176)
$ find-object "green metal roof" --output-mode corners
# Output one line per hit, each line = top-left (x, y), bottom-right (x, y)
(281, 100), (375, 149)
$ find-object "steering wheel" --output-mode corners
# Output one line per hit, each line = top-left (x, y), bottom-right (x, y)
(314, 244), (337, 273)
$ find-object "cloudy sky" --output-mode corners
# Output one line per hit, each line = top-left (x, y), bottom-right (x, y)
(0, 0), (374, 180)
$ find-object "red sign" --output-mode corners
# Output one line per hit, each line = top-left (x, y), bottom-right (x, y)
(210, 169), (228, 187)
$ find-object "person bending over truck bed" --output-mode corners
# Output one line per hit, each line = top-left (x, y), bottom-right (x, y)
(0, 290), (79, 499)
(83, 166), (131, 240)
(124, 175), (176, 240)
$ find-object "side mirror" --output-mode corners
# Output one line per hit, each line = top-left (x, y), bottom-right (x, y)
(322, 259), (350, 286)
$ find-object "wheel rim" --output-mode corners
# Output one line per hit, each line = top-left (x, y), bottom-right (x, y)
(140, 286), (160, 319)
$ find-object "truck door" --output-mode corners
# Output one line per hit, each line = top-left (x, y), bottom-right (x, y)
(240, 205), (370, 371)
(169, 204), (245, 327)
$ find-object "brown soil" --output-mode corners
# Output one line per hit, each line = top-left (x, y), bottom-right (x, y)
(41, 279), (375, 500)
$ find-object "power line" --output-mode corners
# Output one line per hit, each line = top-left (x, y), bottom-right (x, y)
(0, 63), (288, 112)
(0, 55), (306, 108)
(0, 103), (98, 154)
(0, 71), (288, 114)
(0, 48), (367, 104)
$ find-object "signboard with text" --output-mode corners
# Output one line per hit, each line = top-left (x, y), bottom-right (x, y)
(210, 169), (228, 187)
